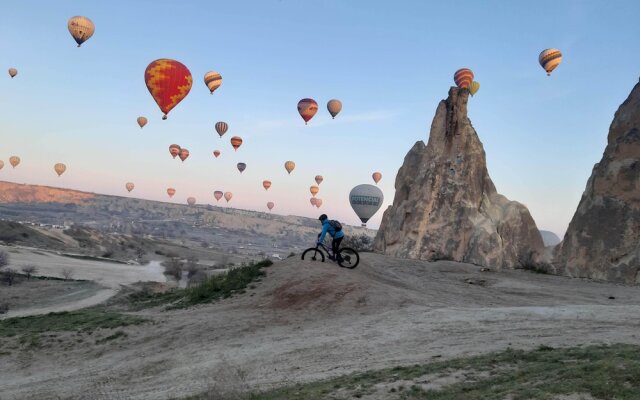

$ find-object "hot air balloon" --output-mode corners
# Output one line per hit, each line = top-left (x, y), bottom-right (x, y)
(187, 197), (196, 206)
(327, 99), (342, 119)
(169, 144), (181, 159)
(315, 198), (323, 208)
(214, 191), (223, 201)
(349, 184), (384, 227)
(469, 81), (480, 96)
(215, 121), (228, 138)
(267, 202), (274, 211)
(539, 48), (562, 76)
(315, 175), (324, 185)
(54, 163), (66, 177)
(137, 117), (148, 128)
(453, 68), (474, 89)
(284, 161), (295, 174)
(9, 156), (20, 168)
(0, 160), (4, 170)
(167, 188), (176, 198)
(297, 98), (318, 125)
(145, 59), (193, 120)
(310, 185), (319, 197)
(126, 182), (135, 192)
(67, 16), (95, 47)
(263, 180), (272, 190)
(8, 68), (17, 78)
(179, 148), (190, 162)
(224, 192), (233, 202)
(230, 136), (243, 151)
(204, 71), (222, 94)
(213, 150), (221, 158)
(237, 162), (247, 173)
(372, 172), (382, 184)
(310, 197), (317, 207)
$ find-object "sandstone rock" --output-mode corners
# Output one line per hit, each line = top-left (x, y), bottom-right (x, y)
(554, 80), (640, 283)
(374, 87), (544, 268)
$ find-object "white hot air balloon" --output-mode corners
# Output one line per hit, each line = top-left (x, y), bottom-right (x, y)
(349, 184), (384, 227)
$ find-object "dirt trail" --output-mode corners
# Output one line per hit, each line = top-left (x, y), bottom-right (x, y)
(1, 253), (639, 399)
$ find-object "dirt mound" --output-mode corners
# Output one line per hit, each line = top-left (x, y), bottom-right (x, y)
(0, 221), (65, 249)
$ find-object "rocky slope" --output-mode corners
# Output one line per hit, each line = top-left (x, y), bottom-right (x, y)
(374, 87), (544, 268)
(554, 79), (640, 283)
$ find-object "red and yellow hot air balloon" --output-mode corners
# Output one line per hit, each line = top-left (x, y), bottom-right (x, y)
(327, 99), (342, 119)
(284, 161), (295, 174)
(310, 185), (319, 197)
(169, 144), (181, 159)
(54, 163), (66, 177)
(145, 59), (193, 120)
(9, 156), (20, 168)
(179, 148), (190, 162)
(315, 198), (323, 208)
(267, 202), (274, 211)
(67, 16), (95, 47)
(372, 172), (382, 184)
(167, 188), (176, 198)
(315, 175), (323, 185)
(224, 192), (233, 202)
(230, 136), (243, 151)
(126, 182), (135, 192)
(454, 68), (474, 89)
(263, 180), (272, 190)
(215, 121), (228, 138)
(539, 48), (562, 76)
(187, 197), (196, 206)
(297, 98), (318, 125)
(214, 191), (223, 202)
(213, 150), (221, 158)
(137, 117), (148, 128)
(8, 68), (17, 78)
(204, 71), (222, 94)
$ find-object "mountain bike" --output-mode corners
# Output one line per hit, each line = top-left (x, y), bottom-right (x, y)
(301, 240), (360, 269)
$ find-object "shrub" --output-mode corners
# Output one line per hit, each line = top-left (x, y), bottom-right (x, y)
(163, 258), (183, 280)
(517, 251), (552, 274)
(61, 268), (74, 281)
(21, 265), (38, 280)
(341, 234), (374, 252)
(1, 268), (17, 286)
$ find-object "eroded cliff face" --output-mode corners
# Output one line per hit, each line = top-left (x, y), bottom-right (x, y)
(374, 87), (544, 268)
(554, 80), (640, 283)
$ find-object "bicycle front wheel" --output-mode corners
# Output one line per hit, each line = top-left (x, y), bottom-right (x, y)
(338, 247), (359, 269)
(301, 247), (325, 263)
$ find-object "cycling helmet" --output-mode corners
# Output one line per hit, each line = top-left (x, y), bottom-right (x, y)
(318, 214), (328, 221)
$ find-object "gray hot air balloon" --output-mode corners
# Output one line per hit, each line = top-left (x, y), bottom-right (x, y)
(349, 184), (383, 227)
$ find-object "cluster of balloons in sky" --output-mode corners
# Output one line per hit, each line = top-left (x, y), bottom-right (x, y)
(3, 15), (564, 226)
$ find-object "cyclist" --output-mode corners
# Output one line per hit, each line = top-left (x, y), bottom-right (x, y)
(317, 214), (344, 261)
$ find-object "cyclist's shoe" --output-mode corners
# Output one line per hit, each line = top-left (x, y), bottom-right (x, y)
(337, 256), (344, 263)
(328, 255), (335, 261)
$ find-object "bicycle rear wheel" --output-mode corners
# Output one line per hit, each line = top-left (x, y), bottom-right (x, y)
(337, 247), (359, 269)
(301, 247), (325, 262)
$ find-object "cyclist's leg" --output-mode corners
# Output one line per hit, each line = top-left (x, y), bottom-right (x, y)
(332, 237), (343, 261)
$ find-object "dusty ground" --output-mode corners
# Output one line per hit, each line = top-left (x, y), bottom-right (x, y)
(1, 252), (639, 399)
(0, 278), (100, 311)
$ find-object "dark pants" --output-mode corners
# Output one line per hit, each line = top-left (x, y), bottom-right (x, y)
(332, 236), (343, 258)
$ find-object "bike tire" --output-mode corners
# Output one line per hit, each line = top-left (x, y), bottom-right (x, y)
(301, 247), (325, 263)
(337, 247), (359, 269)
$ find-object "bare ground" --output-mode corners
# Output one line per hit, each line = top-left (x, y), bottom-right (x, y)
(1, 252), (639, 399)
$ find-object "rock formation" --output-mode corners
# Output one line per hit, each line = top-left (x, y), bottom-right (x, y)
(554, 80), (640, 283)
(374, 87), (544, 268)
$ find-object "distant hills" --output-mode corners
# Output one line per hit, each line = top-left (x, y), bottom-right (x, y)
(539, 230), (561, 247)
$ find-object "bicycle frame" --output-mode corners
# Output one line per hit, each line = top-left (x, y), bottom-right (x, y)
(314, 242), (335, 258)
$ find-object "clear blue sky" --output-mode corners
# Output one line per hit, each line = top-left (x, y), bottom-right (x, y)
(1, 0), (639, 236)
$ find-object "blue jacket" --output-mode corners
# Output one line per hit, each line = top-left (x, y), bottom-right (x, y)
(319, 219), (344, 243)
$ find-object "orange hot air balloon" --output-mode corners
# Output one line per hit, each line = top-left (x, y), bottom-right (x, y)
(54, 163), (66, 177)
(230, 136), (243, 151)
(284, 161), (295, 174)
(215, 121), (228, 138)
(453, 68), (474, 89)
(327, 99), (342, 119)
(315, 198), (323, 208)
(310, 185), (319, 197)
(224, 192), (233, 202)
(169, 144), (181, 158)
(263, 180), (272, 190)
(267, 202), (274, 211)
(179, 148), (190, 162)
(214, 190), (223, 201)
(0, 160), (4, 170)
(126, 182), (135, 192)
(315, 175), (323, 185)
(167, 188), (176, 198)
(145, 59), (193, 120)
(297, 98), (318, 124)
(187, 197), (196, 206)
(9, 156), (20, 168)
(310, 197), (317, 207)
(372, 172), (382, 184)
(213, 150), (221, 158)
(8, 68), (17, 78)
(137, 117), (148, 128)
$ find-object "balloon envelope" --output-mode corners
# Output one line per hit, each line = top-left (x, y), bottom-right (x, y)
(214, 191), (223, 201)
(0, 160), (4, 170)
(237, 162), (247, 173)
(372, 172), (382, 184)
(8, 68), (17, 78)
(315, 198), (323, 208)
(310, 197), (317, 206)
(204, 71), (222, 94)
(224, 192), (233, 202)
(213, 150), (221, 158)
(167, 188), (176, 198)
(54, 163), (66, 176)
(126, 182), (134, 192)
(327, 99), (342, 118)
(263, 180), (272, 190)
(310, 185), (319, 197)
(145, 59), (193, 119)
(68, 16), (95, 47)
(469, 81), (480, 96)
(137, 116), (148, 128)
(284, 161), (295, 174)
(9, 156), (20, 168)
(230, 136), (243, 151)
(179, 148), (190, 162)
(187, 197), (196, 206)
(297, 98), (318, 124)
(453, 68), (474, 89)
(315, 175), (324, 185)
(267, 202), (274, 211)
(539, 48), (562, 76)
(215, 121), (228, 138)
(349, 184), (384, 225)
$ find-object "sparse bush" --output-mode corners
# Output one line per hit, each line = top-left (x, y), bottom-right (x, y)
(163, 258), (183, 280)
(0, 250), (9, 268)
(186, 256), (199, 278)
(517, 251), (552, 274)
(1, 268), (17, 286)
(341, 234), (374, 252)
(428, 250), (454, 262)
(21, 264), (38, 280)
(61, 268), (74, 281)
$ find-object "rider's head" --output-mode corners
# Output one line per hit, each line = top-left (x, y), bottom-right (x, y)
(318, 214), (328, 222)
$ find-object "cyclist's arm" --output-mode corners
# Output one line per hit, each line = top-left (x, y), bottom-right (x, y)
(318, 224), (329, 243)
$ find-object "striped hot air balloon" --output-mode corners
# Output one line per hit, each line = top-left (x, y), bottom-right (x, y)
(126, 182), (135, 192)
(54, 163), (66, 177)
(179, 148), (190, 162)
(167, 188), (176, 198)
(169, 144), (181, 159)
(310, 185), (319, 197)
(267, 202), (274, 211)
(539, 48), (562, 76)
(224, 192), (233, 202)
(9, 156), (20, 168)
(372, 172), (382, 184)
(137, 117), (148, 128)
(454, 68), (474, 89)
(213, 150), (221, 158)
(230, 136), (243, 151)
(237, 162), (247, 173)
(469, 81), (480, 97)
(215, 121), (228, 138)
(297, 98), (318, 125)
(145, 59), (193, 120)
(67, 16), (95, 47)
(187, 197), (196, 206)
(284, 161), (295, 174)
(315, 175), (323, 185)
(8, 68), (17, 78)
(214, 191), (223, 202)
(204, 71), (222, 94)
(327, 99), (342, 119)
(263, 180), (272, 190)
